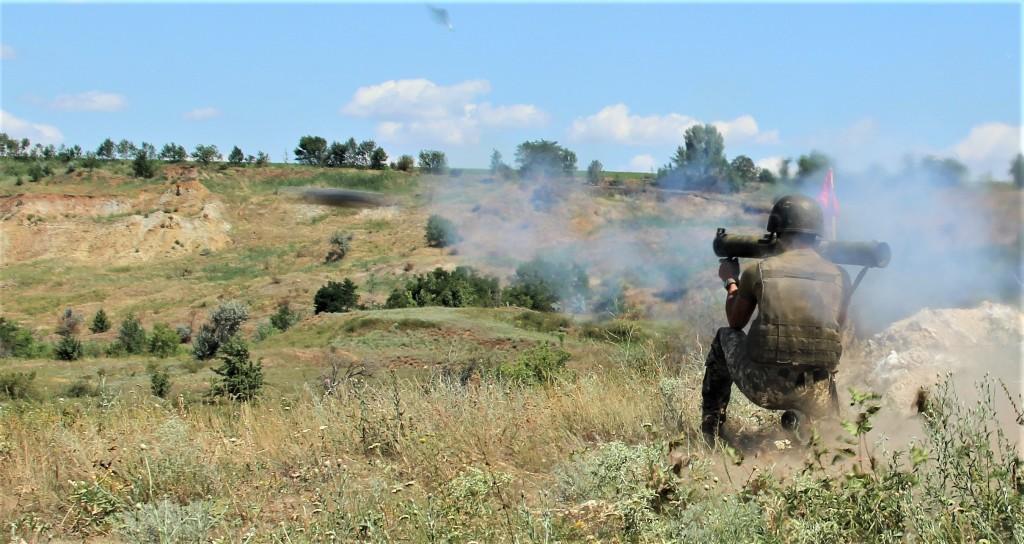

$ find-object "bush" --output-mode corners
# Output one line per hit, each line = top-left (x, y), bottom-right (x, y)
(502, 257), (590, 312)
(191, 301), (249, 360)
(56, 308), (83, 337)
(116, 313), (147, 355)
(325, 231), (352, 263)
(175, 325), (192, 344)
(425, 214), (460, 248)
(0, 371), (37, 400)
(63, 379), (98, 398)
(54, 334), (83, 361)
(27, 161), (52, 182)
(0, 317), (43, 358)
(385, 266), (500, 309)
(495, 343), (571, 385)
(132, 151), (156, 178)
(269, 302), (300, 332)
(314, 279), (359, 314)
(89, 308), (111, 333)
(209, 336), (263, 401)
(149, 368), (171, 398)
(148, 323), (180, 358)
(418, 150), (448, 174)
(114, 500), (220, 543)
(395, 154), (415, 172)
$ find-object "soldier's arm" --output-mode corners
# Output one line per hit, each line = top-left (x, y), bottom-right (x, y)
(723, 262), (757, 330)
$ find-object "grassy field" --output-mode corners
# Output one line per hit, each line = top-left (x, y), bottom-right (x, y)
(1, 159), (1021, 542)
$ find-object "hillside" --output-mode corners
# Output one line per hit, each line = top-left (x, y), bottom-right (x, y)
(1, 160), (1021, 542)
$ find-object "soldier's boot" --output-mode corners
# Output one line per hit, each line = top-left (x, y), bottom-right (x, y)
(700, 410), (726, 445)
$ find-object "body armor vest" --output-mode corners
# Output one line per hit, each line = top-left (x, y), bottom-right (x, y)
(747, 248), (844, 370)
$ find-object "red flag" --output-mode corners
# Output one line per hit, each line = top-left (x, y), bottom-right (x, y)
(817, 168), (839, 239)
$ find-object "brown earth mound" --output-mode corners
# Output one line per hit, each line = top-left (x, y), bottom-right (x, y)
(0, 180), (231, 264)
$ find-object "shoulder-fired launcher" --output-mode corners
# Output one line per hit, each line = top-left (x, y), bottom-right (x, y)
(713, 228), (891, 268)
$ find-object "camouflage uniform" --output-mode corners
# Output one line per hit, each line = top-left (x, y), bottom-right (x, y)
(701, 327), (838, 427)
(702, 247), (847, 435)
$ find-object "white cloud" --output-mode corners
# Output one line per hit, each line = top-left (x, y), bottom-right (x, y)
(755, 156), (784, 175)
(0, 110), (63, 144)
(1, 44), (15, 60)
(50, 91), (126, 112)
(569, 104), (778, 146)
(951, 122), (1021, 163)
(184, 107), (222, 121)
(343, 78), (546, 146)
(628, 154), (657, 172)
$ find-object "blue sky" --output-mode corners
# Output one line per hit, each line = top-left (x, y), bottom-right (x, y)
(1, 3), (1020, 176)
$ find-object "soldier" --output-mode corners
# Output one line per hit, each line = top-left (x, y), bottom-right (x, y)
(702, 194), (850, 441)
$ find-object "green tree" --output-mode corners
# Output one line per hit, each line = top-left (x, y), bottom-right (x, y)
(758, 168), (777, 184)
(116, 139), (137, 160)
(0, 317), (42, 358)
(27, 162), (52, 182)
(796, 151), (831, 180)
(370, 146), (388, 170)
(192, 301), (249, 360)
(325, 140), (348, 167)
(149, 368), (171, 398)
(269, 302), (300, 332)
(132, 150), (157, 178)
(354, 140), (376, 168)
(418, 150), (448, 174)
(729, 155), (758, 188)
(97, 138), (116, 160)
(385, 266), (500, 309)
(255, 151), (270, 166)
(313, 279), (359, 314)
(89, 308), (111, 333)
(490, 149), (506, 174)
(148, 323), (180, 358)
(779, 158), (792, 182)
(515, 140), (577, 179)
(294, 135), (328, 166)
(586, 160), (604, 185)
(1010, 153), (1023, 188)
(425, 214), (460, 248)
(116, 313), (147, 354)
(191, 144), (221, 165)
(395, 154), (415, 172)
(227, 146), (245, 165)
(209, 336), (263, 401)
(158, 143), (188, 162)
(54, 334), (83, 361)
(502, 257), (590, 313)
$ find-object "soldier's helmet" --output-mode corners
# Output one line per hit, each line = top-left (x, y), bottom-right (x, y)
(766, 194), (824, 237)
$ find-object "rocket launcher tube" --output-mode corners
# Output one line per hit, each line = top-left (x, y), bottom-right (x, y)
(713, 228), (890, 268)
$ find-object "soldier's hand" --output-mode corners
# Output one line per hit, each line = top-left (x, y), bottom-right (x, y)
(718, 259), (740, 282)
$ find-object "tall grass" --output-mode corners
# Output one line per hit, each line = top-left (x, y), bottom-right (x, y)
(1, 342), (1020, 542)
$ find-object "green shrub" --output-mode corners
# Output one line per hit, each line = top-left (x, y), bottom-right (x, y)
(325, 231), (352, 263)
(513, 310), (572, 333)
(149, 368), (171, 398)
(191, 301), (249, 360)
(254, 321), (277, 342)
(131, 150), (157, 178)
(148, 323), (180, 358)
(209, 336), (263, 401)
(63, 379), (98, 398)
(314, 279), (359, 314)
(114, 500), (220, 543)
(54, 334), (83, 361)
(269, 302), (300, 332)
(0, 317), (44, 358)
(385, 266), (500, 309)
(56, 308), (83, 337)
(425, 214), (460, 248)
(495, 343), (571, 385)
(502, 257), (590, 312)
(89, 308), (111, 333)
(116, 313), (147, 354)
(27, 161), (52, 182)
(0, 371), (37, 400)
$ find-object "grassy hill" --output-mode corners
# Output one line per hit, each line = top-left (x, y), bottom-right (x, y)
(1, 159), (1020, 542)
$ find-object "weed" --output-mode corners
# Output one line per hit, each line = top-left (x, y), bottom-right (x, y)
(114, 499), (221, 544)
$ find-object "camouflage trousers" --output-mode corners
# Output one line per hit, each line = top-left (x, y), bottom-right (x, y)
(701, 327), (838, 421)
